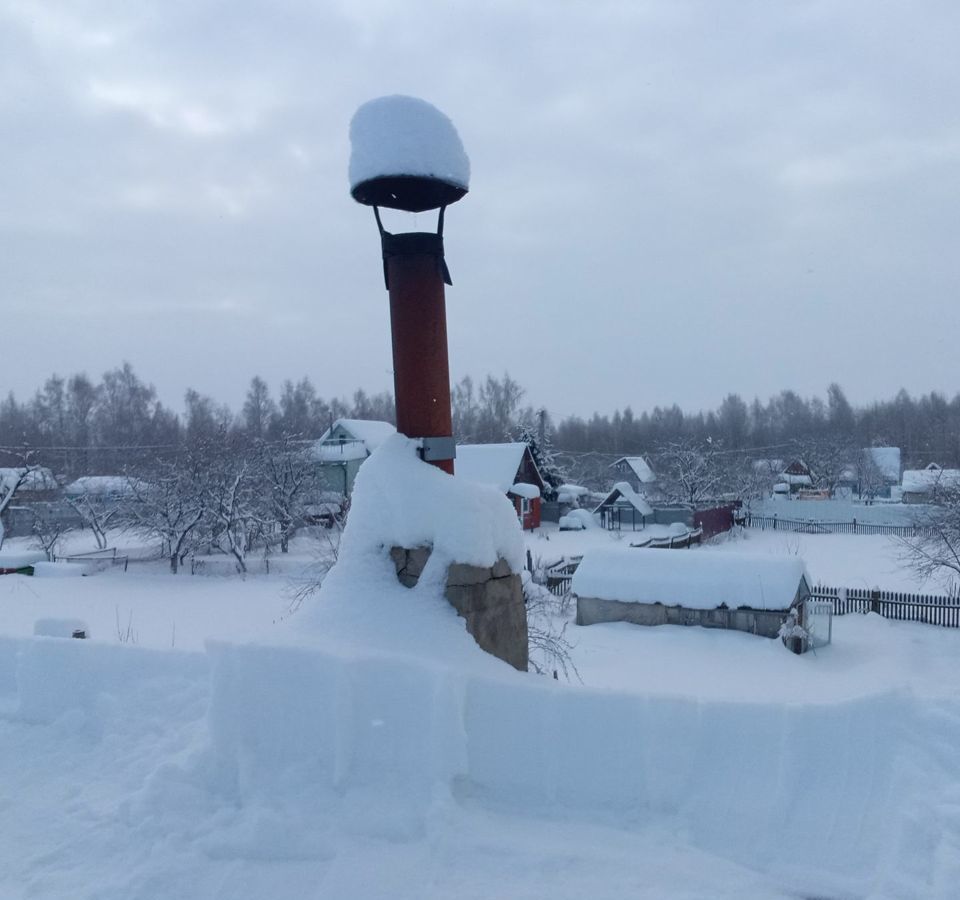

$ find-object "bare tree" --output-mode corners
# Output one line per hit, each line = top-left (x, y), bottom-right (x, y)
(119, 458), (207, 573)
(256, 438), (318, 553)
(0, 452), (46, 550)
(652, 440), (731, 506)
(205, 458), (261, 574)
(901, 480), (960, 589)
(31, 505), (69, 560)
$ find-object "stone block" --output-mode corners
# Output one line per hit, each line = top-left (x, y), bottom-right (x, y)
(445, 572), (528, 671)
(405, 546), (432, 578)
(491, 557), (513, 579)
(446, 562), (492, 587)
(389, 546), (407, 575)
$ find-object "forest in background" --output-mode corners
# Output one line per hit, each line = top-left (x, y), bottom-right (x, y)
(2, 364), (958, 477)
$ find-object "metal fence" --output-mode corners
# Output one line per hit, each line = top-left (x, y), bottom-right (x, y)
(746, 514), (934, 538)
(811, 586), (960, 628)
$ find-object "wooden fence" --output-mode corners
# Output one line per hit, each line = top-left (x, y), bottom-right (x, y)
(55, 546), (129, 572)
(746, 514), (934, 538)
(811, 586), (960, 628)
(544, 557), (582, 597)
(630, 527), (703, 550)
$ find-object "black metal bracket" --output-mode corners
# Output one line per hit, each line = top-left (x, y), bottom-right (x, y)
(374, 206), (452, 290)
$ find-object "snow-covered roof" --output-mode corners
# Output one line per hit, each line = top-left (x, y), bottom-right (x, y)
(508, 482), (541, 500)
(64, 476), (137, 497)
(902, 468), (960, 494)
(557, 483), (589, 503)
(780, 473), (813, 486)
(571, 548), (809, 611)
(594, 482), (654, 517)
(314, 419), (396, 461)
(610, 456), (656, 484)
(349, 95), (470, 192)
(455, 443), (531, 494)
(0, 467), (56, 492)
(864, 447), (901, 481)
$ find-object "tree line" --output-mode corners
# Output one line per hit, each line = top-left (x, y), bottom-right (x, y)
(553, 383), (960, 468)
(2, 364), (958, 476)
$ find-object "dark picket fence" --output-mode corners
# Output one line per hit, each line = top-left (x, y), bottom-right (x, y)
(811, 585), (960, 628)
(746, 514), (934, 538)
(544, 556), (582, 597)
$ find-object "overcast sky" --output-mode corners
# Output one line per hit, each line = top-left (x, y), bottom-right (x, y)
(2, 0), (958, 421)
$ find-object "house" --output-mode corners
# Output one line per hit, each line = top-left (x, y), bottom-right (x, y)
(901, 463), (960, 504)
(455, 443), (546, 530)
(311, 418), (396, 496)
(572, 548), (812, 643)
(776, 460), (814, 495)
(609, 456), (656, 494)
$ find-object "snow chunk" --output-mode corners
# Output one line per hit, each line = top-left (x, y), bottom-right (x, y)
(508, 482), (540, 500)
(348, 95), (470, 191)
(571, 548), (809, 611)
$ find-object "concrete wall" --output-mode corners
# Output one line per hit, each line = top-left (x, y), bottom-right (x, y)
(575, 595), (788, 639)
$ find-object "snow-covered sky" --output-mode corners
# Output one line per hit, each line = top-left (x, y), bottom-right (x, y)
(3, 0), (958, 419)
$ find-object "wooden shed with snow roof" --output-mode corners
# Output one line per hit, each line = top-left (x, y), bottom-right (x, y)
(572, 548), (811, 641)
(455, 443), (546, 530)
(594, 482), (654, 531)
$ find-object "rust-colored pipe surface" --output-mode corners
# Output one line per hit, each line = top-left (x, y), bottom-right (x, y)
(386, 246), (454, 474)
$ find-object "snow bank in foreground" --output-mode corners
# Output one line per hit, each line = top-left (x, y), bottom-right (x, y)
(190, 634), (953, 898)
(5, 613), (960, 897)
(295, 435), (524, 668)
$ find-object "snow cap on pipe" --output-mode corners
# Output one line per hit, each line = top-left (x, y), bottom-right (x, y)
(349, 95), (469, 213)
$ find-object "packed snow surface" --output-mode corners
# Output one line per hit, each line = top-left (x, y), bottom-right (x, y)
(572, 547), (808, 610)
(348, 95), (470, 191)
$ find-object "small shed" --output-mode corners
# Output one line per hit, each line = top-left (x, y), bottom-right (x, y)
(572, 548), (811, 641)
(594, 482), (653, 531)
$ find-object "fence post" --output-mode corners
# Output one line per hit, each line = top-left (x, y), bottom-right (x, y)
(870, 588), (880, 615)
(853, 517), (857, 535)
(773, 514), (777, 531)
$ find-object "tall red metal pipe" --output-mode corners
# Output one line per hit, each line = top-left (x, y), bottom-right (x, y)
(385, 243), (455, 475)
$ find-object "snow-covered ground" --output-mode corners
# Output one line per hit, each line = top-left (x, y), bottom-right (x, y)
(2, 494), (960, 898)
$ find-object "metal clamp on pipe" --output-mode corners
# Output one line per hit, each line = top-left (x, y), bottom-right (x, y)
(418, 436), (456, 463)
